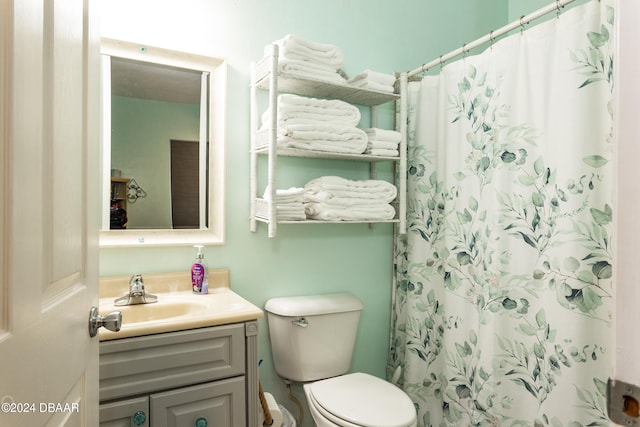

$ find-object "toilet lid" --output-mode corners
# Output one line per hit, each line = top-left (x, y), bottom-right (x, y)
(309, 373), (416, 427)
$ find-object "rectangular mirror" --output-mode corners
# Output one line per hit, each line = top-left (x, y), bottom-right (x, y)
(100, 39), (226, 247)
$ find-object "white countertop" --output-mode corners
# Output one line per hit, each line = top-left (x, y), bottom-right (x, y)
(98, 270), (263, 341)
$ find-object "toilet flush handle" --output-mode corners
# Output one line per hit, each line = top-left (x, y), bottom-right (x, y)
(292, 317), (308, 328)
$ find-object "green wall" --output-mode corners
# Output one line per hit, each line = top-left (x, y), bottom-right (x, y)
(99, 0), (508, 422)
(508, 0), (590, 22)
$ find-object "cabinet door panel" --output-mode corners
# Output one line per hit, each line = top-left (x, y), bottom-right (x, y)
(100, 396), (149, 427)
(150, 377), (245, 427)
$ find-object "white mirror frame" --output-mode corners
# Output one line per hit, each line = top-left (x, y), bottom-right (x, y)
(99, 38), (226, 247)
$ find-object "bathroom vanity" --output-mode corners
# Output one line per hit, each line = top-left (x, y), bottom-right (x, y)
(98, 270), (262, 427)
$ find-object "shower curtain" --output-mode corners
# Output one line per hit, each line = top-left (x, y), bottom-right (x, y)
(390, 1), (614, 426)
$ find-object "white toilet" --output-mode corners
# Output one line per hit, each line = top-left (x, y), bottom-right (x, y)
(265, 292), (417, 427)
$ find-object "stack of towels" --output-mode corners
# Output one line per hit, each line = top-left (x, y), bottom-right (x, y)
(304, 176), (397, 221)
(363, 128), (402, 157)
(348, 69), (396, 93)
(269, 34), (346, 84)
(262, 93), (368, 154)
(263, 186), (306, 221)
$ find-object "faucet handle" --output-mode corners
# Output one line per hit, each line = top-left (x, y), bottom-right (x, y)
(129, 274), (145, 297)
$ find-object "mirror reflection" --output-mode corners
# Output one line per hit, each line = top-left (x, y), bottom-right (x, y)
(109, 57), (206, 230)
(100, 39), (226, 247)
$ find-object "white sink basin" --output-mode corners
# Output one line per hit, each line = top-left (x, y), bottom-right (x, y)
(98, 271), (263, 340)
(101, 299), (210, 324)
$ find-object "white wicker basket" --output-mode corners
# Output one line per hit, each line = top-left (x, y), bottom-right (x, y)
(254, 128), (271, 151)
(254, 198), (271, 220)
(254, 55), (273, 85)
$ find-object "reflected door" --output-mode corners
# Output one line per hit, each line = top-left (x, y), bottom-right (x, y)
(171, 140), (200, 229)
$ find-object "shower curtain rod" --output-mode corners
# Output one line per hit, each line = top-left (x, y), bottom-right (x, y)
(407, 0), (579, 78)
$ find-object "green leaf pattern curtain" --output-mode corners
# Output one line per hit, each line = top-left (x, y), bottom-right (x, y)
(390, 1), (614, 425)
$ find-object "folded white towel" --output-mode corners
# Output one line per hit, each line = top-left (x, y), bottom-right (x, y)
(304, 202), (396, 221)
(275, 206), (306, 221)
(276, 186), (305, 197)
(280, 124), (367, 142)
(262, 94), (361, 128)
(271, 34), (344, 69)
(263, 186), (305, 203)
(348, 69), (396, 86)
(348, 79), (395, 93)
(365, 148), (400, 157)
(305, 192), (396, 206)
(278, 125), (368, 154)
(275, 204), (304, 212)
(304, 176), (397, 203)
(368, 140), (400, 150)
(364, 128), (402, 143)
(261, 187), (306, 220)
(279, 93), (358, 113)
(278, 59), (346, 84)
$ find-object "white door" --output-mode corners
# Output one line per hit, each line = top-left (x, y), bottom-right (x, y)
(614, 0), (640, 416)
(0, 0), (100, 426)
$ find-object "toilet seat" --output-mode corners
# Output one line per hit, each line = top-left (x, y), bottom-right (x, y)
(306, 390), (363, 427)
(306, 372), (416, 427)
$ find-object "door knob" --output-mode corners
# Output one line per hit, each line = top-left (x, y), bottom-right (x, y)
(88, 306), (122, 337)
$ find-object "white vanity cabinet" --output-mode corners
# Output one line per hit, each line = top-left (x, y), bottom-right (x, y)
(98, 321), (259, 427)
(249, 45), (408, 237)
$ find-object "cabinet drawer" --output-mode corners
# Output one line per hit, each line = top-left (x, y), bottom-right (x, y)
(150, 377), (245, 427)
(100, 324), (245, 401)
(99, 395), (149, 427)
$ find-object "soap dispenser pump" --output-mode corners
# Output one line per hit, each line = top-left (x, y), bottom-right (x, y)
(191, 245), (208, 294)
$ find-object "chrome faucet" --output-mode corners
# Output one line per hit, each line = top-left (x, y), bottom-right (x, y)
(114, 274), (158, 306)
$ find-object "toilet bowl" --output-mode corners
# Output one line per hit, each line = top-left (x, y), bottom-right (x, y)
(303, 373), (417, 427)
(264, 293), (417, 427)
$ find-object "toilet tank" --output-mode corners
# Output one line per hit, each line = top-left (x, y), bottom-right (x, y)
(265, 292), (364, 382)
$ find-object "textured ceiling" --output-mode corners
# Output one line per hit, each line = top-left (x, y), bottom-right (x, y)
(110, 56), (202, 104)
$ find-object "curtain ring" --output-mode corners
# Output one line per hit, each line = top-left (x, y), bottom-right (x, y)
(556, 0), (562, 18)
(462, 43), (467, 57)
(489, 30), (495, 49)
(439, 55), (444, 67)
(519, 15), (526, 34)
